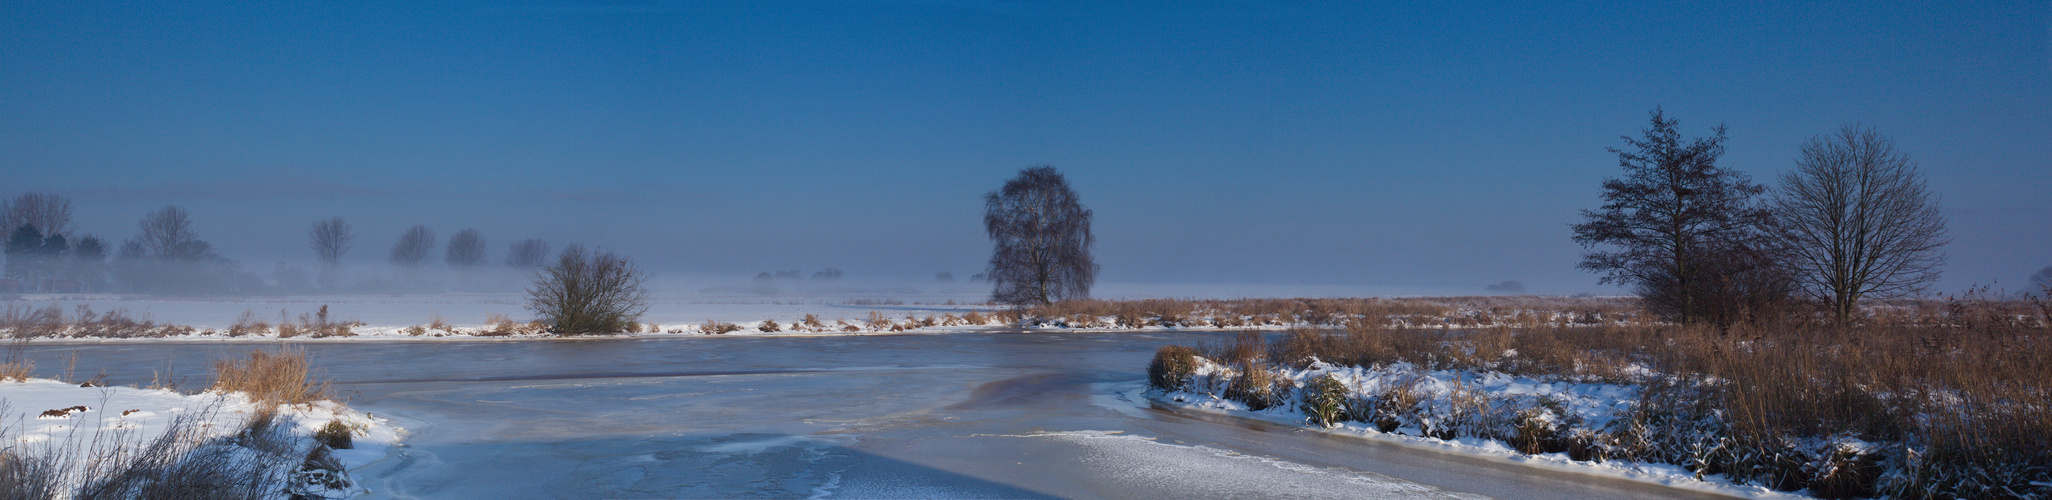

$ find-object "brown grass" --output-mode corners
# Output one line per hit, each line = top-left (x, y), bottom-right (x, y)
(1152, 291), (2052, 498)
(1019, 296), (1646, 329)
(209, 348), (329, 407)
(698, 321), (743, 335)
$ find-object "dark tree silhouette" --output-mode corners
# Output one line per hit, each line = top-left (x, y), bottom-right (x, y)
(506, 238), (550, 268)
(983, 165), (1098, 305)
(119, 206), (231, 295)
(526, 245), (649, 334)
(308, 217), (353, 289)
(1572, 110), (1778, 325)
(4, 224), (42, 282)
(308, 217), (353, 268)
(446, 229), (488, 268)
(390, 225), (436, 268)
(1, 193), (73, 239)
(1775, 125), (1948, 324)
(136, 206), (213, 261)
(2032, 266), (2052, 290)
(69, 235), (107, 291)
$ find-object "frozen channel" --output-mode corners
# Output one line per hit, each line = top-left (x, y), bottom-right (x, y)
(12, 331), (1735, 499)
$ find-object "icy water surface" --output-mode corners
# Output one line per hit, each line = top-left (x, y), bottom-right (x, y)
(14, 332), (1734, 499)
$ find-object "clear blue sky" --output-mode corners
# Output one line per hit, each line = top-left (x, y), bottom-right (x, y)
(4, 1), (2047, 294)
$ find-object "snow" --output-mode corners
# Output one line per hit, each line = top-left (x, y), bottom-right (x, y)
(1153, 360), (1812, 499)
(0, 378), (404, 498)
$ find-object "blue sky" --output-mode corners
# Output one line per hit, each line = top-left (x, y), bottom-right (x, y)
(4, 1), (2048, 294)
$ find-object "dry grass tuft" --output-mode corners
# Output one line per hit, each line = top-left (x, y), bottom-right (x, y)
(209, 348), (329, 406)
(698, 321), (743, 335)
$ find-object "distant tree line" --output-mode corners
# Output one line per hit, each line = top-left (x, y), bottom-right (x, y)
(1574, 109), (1955, 326)
(0, 193), (565, 296)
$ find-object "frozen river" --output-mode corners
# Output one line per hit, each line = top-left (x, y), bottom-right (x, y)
(11, 332), (1733, 499)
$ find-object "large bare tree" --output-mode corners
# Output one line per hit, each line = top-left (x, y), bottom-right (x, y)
(1774, 125), (1948, 324)
(1, 192), (73, 237)
(389, 225), (436, 268)
(445, 229), (487, 268)
(1572, 110), (1778, 325)
(506, 239), (550, 268)
(984, 165), (1097, 305)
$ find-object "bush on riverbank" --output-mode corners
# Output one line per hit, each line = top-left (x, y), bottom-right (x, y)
(1147, 294), (2052, 498)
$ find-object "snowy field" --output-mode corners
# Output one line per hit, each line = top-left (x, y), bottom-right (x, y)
(1, 281), (1517, 339)
(0, 378), (402, 498)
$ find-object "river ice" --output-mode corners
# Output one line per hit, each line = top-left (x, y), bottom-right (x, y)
(6, 330), (1737, 499)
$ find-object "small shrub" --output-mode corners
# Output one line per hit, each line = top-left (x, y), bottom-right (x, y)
(228, 310), (269, 337)
(802, 314), (824, 329)
(1148, 345), (1199, 392)
(480, 313), (517, 336)
(758, 319), (781, 332)
(699, 321), (742, 335)
(1224, 362), (1281, 411)
(963, 311), (988, 325)
(314, 420), (353, 450)
(427, 314), (454, 335)
(210, 348), (327, 406)
(1303, 374), (1348, 428)
(1, 358), (32, 382)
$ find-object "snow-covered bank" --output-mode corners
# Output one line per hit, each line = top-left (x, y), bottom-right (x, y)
(1148, 359), (1809, 498)
(0, 378), (403, 498)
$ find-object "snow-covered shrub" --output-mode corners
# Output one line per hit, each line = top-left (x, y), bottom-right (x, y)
(758, 319), (781, 333)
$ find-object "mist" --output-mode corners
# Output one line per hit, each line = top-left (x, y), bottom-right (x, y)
(6, 1), (2047, 297)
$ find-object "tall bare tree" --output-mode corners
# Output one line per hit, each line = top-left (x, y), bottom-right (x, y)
(506, 238), (550, 268)
(308, 217), (354, 269)
(1572, 110), (1777, 325)
(1774, 125), (1948, 324)
(390, 225), (436, 268)
(446, 229), (487, 268)
(2, 192), (73, 238)
(984, 165), (1098, 305)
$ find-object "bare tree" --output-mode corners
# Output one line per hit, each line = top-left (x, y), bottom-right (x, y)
(2033, 266), (2052, 290)
(389, 225), (436, 268)
(308, 217), (354, 269)
(445, 229), (487, 268)
(136, 206), (212, 261)
(1572, 110), (1778, 325)
(525, 245), (649, 334)
(984, 165), (1098, 305)
(2, 192), (73, 238)
(1774, 125), (1948, 324)
(119, 206), (230, 295)
(506, 239), (550, 268)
